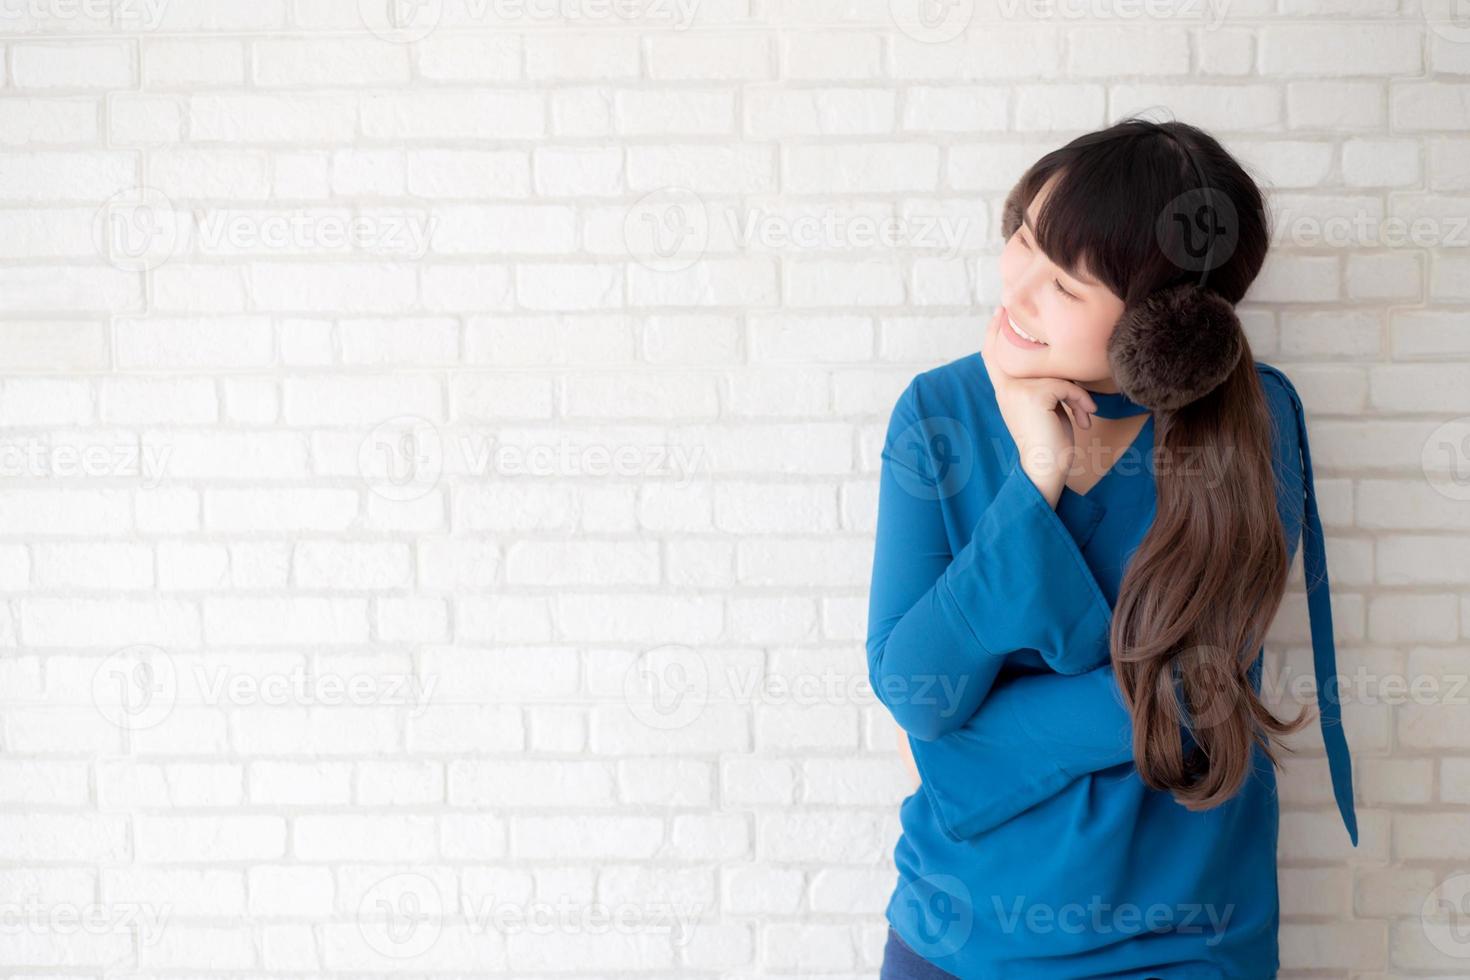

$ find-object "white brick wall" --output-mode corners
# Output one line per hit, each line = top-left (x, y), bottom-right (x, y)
(0, 2), (1465, 976)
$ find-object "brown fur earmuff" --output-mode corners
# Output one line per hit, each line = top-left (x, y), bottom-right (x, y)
(1000, 182), (1026, 240)
(1108, 284), (1243, 413)
(998, 178), (1243, 414)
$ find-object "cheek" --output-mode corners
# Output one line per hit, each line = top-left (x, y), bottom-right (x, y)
(1051, 308), (1117, 367)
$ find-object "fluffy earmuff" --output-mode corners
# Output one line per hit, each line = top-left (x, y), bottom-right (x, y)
(1000, 181), (1026, 240)
(998, 179), (1243, 413)
(1108, 284), (1243, 413)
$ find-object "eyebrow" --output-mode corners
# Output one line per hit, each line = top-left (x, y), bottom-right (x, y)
(1020, 209), (1101, 288)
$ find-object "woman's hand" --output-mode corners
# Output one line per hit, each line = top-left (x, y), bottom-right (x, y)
(978, 305), (1099, 506)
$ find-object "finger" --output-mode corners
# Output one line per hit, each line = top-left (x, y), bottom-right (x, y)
(1047, 379), (1097, 430)
(1067, 388), (1097, 430)
(1059, 398), (1087, 430)
(1067, 394), (1093, 430)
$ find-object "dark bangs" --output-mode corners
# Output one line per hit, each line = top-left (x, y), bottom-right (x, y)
(1011, 118), (1267, 310)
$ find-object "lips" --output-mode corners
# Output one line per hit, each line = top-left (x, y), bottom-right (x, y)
(1007, 313), (1047, 345)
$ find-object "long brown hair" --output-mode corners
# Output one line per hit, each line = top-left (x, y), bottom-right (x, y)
(1007, 116), (1312, 810)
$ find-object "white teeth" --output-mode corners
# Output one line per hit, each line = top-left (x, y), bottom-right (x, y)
(1009, 314), (1047, 345)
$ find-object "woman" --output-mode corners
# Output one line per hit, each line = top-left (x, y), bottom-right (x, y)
(865, 117), (1359, 978)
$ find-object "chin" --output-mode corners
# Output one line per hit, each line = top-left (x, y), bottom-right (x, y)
(995, 346), (1054, 377)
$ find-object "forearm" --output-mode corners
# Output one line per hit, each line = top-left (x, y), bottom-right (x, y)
(866, 380), (1115, 741)
(907, 664), (1135, 842)
(869, 461), (1114, 737)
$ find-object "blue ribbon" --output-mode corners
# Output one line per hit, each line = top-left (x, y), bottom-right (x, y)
(1286, 383), (1360, 847)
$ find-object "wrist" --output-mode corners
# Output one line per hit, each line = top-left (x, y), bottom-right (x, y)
(1038, 476), (1064, 509)
(1017, 450), (1067, 507)
(1016, 462), (1064, 508)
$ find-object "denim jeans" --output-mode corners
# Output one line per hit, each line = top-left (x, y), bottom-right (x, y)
(880, 926), (962, 980)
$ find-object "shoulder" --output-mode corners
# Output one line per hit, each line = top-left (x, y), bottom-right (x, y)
(1254, 359), (1301, 409)
(893, 351), (990, 418)
(880, 352), (998, 472)
(1253, 360), (1309, 545)
(1253, 359), (1306, 456)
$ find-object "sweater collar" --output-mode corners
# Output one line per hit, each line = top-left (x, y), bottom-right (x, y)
(1082, 385), (1151, 419)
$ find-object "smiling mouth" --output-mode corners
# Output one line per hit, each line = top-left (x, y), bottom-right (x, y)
(1008, 313), (1048, 345)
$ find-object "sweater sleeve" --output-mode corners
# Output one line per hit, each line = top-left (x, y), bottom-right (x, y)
(865, 379), (1115, 742)
(907, 664), (1135, 841)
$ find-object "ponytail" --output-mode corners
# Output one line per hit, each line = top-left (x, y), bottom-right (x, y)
(1111, 339), (1312, 809)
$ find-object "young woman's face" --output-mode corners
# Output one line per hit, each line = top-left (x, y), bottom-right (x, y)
(997, 174), (1127, 389)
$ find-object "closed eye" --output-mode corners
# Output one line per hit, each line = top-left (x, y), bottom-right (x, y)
(1018, 230), (1080, 301)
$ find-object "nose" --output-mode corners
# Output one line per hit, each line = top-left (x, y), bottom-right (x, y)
(1004, 254), (1048, 321)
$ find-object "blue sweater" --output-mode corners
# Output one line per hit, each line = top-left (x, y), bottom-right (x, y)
(866, 353), (1358, 979)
